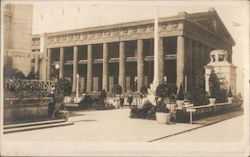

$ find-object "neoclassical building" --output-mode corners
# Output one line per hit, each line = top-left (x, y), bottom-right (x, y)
(31, 8), (235, 94)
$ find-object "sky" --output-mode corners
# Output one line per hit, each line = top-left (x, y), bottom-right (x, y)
(30, 0), (249, 70)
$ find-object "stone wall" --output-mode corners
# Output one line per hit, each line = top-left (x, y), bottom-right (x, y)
(4, 4), (33, 76)
(4, 97), (52, 125)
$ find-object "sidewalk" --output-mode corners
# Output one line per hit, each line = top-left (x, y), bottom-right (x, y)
(4, 109), (202, 142)
(2, 109), (244, 156)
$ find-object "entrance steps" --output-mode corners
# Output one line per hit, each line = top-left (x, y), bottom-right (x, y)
(4, 119), (74, 134)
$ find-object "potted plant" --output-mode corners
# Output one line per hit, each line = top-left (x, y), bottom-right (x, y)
(227, 87), (233, 103)
(155, 99), (171, 124)
(176, 84), (184, 109)
(155, 84), (171, 124)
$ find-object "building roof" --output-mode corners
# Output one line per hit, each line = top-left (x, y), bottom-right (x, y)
(32, 8), (235, 46)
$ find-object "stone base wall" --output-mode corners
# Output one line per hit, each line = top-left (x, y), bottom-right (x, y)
(4, 97), (52, 125)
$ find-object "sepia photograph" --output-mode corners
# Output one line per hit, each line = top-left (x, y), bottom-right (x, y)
(0, 0), (249, 156)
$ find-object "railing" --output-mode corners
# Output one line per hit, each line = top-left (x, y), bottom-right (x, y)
(185, 101), (242, 124)
(4, 79), (57, 93)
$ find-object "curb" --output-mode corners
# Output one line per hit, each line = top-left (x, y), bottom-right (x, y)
(148, 112), (243, 142)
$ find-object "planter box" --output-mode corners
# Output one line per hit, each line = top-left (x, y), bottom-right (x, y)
(156, 112), (171, 124)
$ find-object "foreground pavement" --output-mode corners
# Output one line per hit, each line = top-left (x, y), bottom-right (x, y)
(3, 109), (202, 142)
(2, 109), (245, 156)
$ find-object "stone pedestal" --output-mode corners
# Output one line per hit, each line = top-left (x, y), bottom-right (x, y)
(205, 50), (237, 95)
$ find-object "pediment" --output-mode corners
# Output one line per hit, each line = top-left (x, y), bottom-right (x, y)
(187, 11), (235, 45)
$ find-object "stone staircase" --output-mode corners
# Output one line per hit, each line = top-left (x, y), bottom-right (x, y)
(4, 119), (74, 134)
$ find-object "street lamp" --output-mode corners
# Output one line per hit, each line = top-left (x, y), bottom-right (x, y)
(55, 63), (60, 80)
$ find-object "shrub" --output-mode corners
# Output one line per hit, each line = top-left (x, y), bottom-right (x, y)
(55, 79), (72, 96)
(155, 83), (169, 98)
(140, 85), (148, 95)
(209, 70), (221, 98)
(130, 101), (156, 120)
(26, 71), (37, 80)
(177, 84), (184, 100)
(216, 88), (228, 103)
(156, 99), (169, 113)
(166, 83), (178, 95)
(4, 65), (25, 79)
(192, 71), (209, 106)
(112, 84), (122, 95)
(227, 87), (233, 97)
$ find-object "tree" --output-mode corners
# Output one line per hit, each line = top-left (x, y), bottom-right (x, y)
(208, 70), (221, 98)
(192, 71), (209, 106)
(26, 71), (36, 80)
(208, 70), (228, 103)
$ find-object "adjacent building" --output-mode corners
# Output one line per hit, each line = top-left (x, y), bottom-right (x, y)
(31, 8), (235, 94)
(3, 4), (33, 76)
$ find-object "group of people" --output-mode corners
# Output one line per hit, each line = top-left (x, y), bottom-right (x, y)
(118, 92), (134, 109)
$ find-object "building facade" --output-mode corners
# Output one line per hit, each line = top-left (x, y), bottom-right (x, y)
(4, 4), (33, 76)
(31, 8), (235, 94)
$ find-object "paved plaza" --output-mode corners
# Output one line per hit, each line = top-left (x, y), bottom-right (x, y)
(2, 109), (244, 156)
(3, 109), (243, 142)
(3, 109), (202, 142)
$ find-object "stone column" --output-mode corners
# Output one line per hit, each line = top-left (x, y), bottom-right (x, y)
(87, 45), (93, 92)
(59, 47), (64, 79)
(186, 39), (193, 91)
(137, 39), (144, 91)
(34, 50), (39, 75)
(158, 37), (164, 84)
(72, 46), (78, 93)
(47, 48), (52, 80)
(102, 43), (109, 91)
(200, 44), (205, 69)
(193, 42), (199, 74)
(119, 41), (126, 93)
(176, 35), (185, 89)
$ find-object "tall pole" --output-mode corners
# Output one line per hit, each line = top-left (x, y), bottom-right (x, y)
(76, 74), (79, 98)
(153, 5), (159, 85)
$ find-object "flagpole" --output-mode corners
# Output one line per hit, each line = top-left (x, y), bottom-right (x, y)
(153, 5), (159, 85)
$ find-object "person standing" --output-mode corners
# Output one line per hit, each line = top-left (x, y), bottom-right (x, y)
(119, 94), (124, 109)
(48, 88), (56, 118)
(127, 92), (133, 108)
